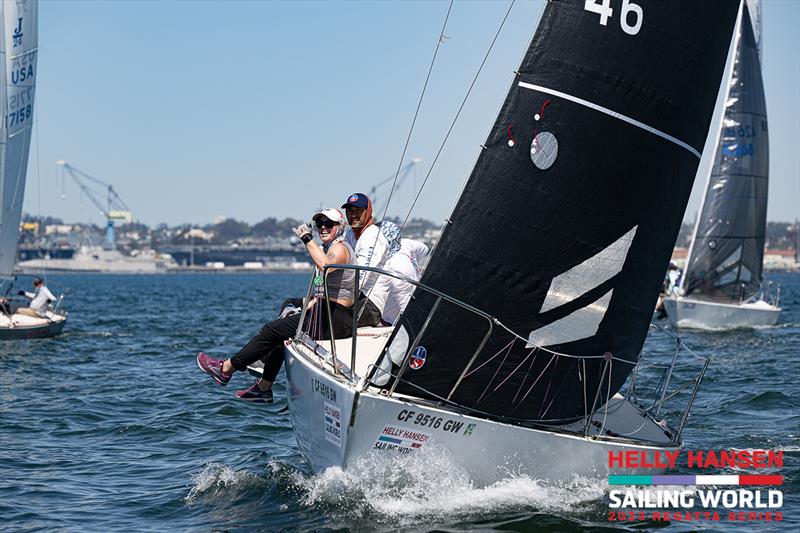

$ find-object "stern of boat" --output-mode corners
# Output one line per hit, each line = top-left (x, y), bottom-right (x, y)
(664, 296), (780, 328)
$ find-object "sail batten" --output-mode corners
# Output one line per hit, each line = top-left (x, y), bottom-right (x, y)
(382, 0), (740, 423)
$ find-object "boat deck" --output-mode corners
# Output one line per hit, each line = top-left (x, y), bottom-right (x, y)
(247, 325), (393, 379)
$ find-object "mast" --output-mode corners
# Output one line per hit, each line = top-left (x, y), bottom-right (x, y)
(382, 0), (740, 423)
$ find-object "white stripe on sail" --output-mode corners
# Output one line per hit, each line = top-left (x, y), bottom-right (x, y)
(527, 290), (613, 348)
(540, 226), (637, 313)
(518, 82), (702, 158)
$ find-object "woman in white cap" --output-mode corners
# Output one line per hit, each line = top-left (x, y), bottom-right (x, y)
(197, 208), (355, 403)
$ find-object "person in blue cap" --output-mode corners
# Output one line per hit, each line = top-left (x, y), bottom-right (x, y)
(341, 193), (391, 327)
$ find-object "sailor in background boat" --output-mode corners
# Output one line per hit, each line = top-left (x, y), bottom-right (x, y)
(197, 208), (355, 403)
(16, 277), (56, 318)
(655, 262), (682, 319)
(341, 193), (391, 327)
(666, 261), (683, 295)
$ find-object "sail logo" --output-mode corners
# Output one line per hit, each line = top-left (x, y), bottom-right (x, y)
(12, 18), (23, 47)
(409, 346), (427, 370)
(528, 226), (638, 347)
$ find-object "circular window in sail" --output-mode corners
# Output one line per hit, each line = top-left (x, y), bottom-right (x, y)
(530, 131), (558, 170)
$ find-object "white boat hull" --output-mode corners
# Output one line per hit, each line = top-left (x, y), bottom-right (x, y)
(0, 310), (67, 339)
(663, 296), (780, 329)
(284, 340), (679, 485)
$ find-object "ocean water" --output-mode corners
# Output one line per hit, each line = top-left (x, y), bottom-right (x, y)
(1, 272), (797, 532)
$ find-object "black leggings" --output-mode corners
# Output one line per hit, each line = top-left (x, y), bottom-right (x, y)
(230, 299), (353, 383)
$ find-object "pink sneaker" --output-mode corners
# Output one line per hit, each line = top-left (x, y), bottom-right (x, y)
(197, 352), (232, 385)
(235, 381), (273, 403)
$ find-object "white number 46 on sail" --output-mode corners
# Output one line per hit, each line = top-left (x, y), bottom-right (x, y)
(584, 0), (643, 36)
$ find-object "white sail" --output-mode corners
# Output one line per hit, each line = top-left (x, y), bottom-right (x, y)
(0, 0), (36, 279)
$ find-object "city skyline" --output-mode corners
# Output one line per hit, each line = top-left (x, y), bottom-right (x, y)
(23, 0), (800, 227)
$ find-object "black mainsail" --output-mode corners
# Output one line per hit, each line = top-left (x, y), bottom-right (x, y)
(682, 2), (768, 303)
(381, 0), (740, 422)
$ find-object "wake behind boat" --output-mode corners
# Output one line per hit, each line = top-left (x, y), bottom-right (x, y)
(665, 0), (780, 329)
(278, 0), (741, 483)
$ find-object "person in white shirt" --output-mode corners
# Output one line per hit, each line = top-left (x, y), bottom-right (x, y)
(17, 277), (56, 318)
(341, 193), (391, 327)
(381, 238), (430, 325)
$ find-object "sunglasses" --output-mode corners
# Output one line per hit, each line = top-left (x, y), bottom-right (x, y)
(315, 219), (338, 229)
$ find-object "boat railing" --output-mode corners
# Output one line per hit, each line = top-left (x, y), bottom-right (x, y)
(760, 280), (781, 307)
(52, 294), (66, 315)
(294, 264), (495, 383)
(293, 264), (708, 442)
(625, 324), (710, 442)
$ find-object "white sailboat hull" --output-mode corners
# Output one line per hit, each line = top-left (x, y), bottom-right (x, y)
(284, 340), (679, 485)
(0, 310), (67, 340)
(663, 296), (780, 329)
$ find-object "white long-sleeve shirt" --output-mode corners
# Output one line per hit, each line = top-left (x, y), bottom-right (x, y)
(381, 239), (430, 325)
(24, 285), (56, 316)
(345, 225), (390, 313)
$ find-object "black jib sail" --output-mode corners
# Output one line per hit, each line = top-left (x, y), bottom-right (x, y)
(379, 0), (739, 423)
(682, 3), (768, 303)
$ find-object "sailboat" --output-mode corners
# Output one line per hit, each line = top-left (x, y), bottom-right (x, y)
(0, 0), (67, 340)
(663, 0), (780, 329)
(277, 0), (740, 483)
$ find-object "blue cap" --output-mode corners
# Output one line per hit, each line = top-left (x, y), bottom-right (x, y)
(341, 193), (370, 209)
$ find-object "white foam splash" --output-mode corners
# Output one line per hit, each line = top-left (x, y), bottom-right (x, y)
(294, 445), (605, 524)
(185, 462), (261, 504)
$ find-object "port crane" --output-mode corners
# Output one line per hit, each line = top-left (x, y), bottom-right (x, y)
(368, 158), (421, 219)
(57, 160), (132, 249)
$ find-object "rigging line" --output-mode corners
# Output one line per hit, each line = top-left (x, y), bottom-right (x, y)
(35, 102), (45, 283)
(378, 0), (454, 225)
(461, 337), (515, 378)
(538, 357), (579, 420)
(474, 338), (516, 406)
(356, 1), (453, 322)
(512, 346), (539, 405)
(507, 352), (558, 415)
(400, 0), (516, 230)
(599, 360), (613, 436)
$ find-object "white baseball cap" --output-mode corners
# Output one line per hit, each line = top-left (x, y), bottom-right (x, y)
(312, 208), (345, 225)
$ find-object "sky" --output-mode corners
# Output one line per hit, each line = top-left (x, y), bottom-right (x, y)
(24, 0), (800, 227)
